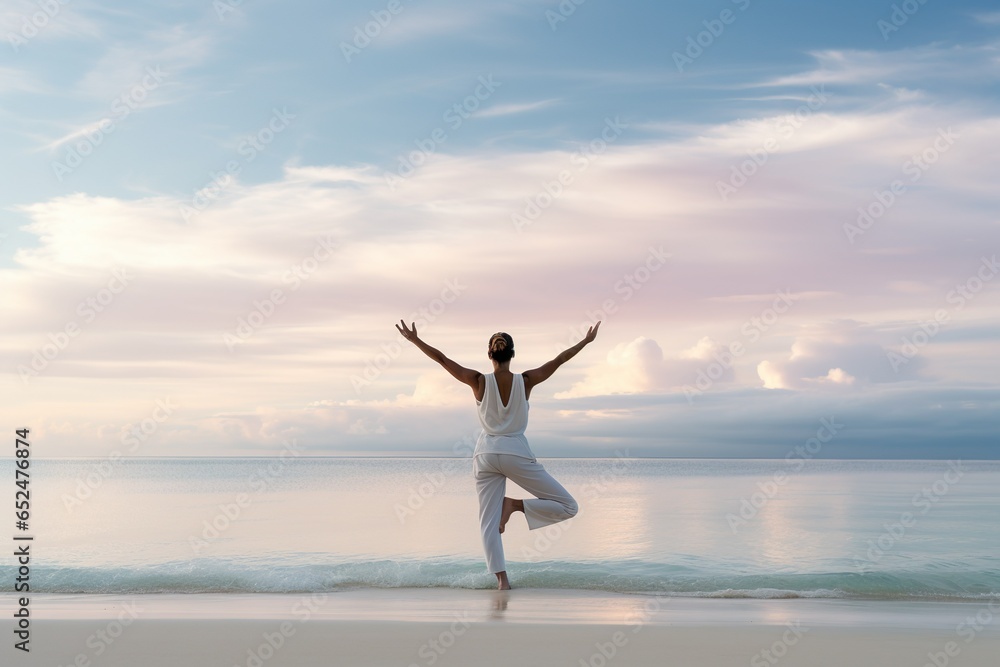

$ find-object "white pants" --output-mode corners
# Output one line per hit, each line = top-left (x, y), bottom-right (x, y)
(473, 453), (578, 574)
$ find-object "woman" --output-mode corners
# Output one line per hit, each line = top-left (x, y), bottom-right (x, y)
(395, 319), (601, 589)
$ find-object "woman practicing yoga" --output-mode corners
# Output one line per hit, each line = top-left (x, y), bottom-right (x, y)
(395, 319), (601, 589)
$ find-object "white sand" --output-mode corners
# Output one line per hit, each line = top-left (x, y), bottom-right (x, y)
(8, 590), (1000, 666)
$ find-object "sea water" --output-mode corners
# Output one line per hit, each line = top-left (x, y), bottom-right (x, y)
(2, 457), (998, 601)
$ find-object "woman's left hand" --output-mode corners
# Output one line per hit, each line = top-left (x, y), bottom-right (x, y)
(396, 319), (419, 343)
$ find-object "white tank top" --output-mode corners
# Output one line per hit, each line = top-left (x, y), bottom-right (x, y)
(474, 373), (535, 459)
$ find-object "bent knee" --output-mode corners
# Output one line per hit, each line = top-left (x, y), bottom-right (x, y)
(564, 497), (579, 518)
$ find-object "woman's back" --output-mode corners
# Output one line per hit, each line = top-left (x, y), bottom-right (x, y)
(477, 372), (529, 437)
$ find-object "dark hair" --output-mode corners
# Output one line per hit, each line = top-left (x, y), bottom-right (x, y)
(488, 332), (514, 363)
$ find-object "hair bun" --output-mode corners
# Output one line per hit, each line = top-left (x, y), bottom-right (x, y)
(489, 333), (513, 356)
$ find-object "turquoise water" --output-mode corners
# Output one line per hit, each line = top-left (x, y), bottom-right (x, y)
(2, 458), (998, 600)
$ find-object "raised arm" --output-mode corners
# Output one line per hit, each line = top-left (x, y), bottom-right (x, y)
(395, 320), (482, 393)
(523, 321), (600, 396)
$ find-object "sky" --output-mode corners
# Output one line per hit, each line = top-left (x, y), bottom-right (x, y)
(1, 0), (998, 458)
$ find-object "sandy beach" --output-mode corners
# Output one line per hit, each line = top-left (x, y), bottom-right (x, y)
(7, 590), (999, 667)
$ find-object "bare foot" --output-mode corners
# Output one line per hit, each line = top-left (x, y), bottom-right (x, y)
(499, 497), (523, 534)
(496, 571), (511, 590)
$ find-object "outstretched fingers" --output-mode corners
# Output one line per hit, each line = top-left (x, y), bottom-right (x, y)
(585, 320), (601, 342)
(395, 319), (418, 340)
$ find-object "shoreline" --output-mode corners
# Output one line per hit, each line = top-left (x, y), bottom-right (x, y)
(11, 589), (1000, 625)
(7, 591), (999, 666)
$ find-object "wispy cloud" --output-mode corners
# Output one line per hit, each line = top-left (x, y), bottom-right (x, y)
(971, 11), (1000, 24)
(744, 42), (1000, 88)
(35, 120), (110, 153)
(71, 23), (213, 100)
(0, 0), (105, 43)
(875, 83), (925, 101)
(0, 65), (51, 95)
(475, 99), (559, 118)
(370, 3), (528, 46)
(28, 23), (215, 153)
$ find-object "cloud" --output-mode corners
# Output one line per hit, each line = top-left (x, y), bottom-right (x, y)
(757, 360), (786, 389)
(362, 2), (531, 46)
(555, 336), (739, 398)
(876, 83), (925, 102)
(0, 0), (104, 45)
(755, 321), (927, 390)
(475, 99), (559, 118)
(27, 21), (214, 153)
(555, 337), (664, 397)
(71, 23), (213, 100)
(344, 372), (473, 408)
(376, 10), (483, 44)
(36, 119), (114, 154)
(539, 384), (1000, 458)
(0, 65), (51, 95)
(971, 11), (1000, 25)
(743, 42), (1000, 90)
(824, 367), (855, 385)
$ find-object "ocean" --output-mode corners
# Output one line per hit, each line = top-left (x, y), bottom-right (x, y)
(4, 457), (998, 601)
